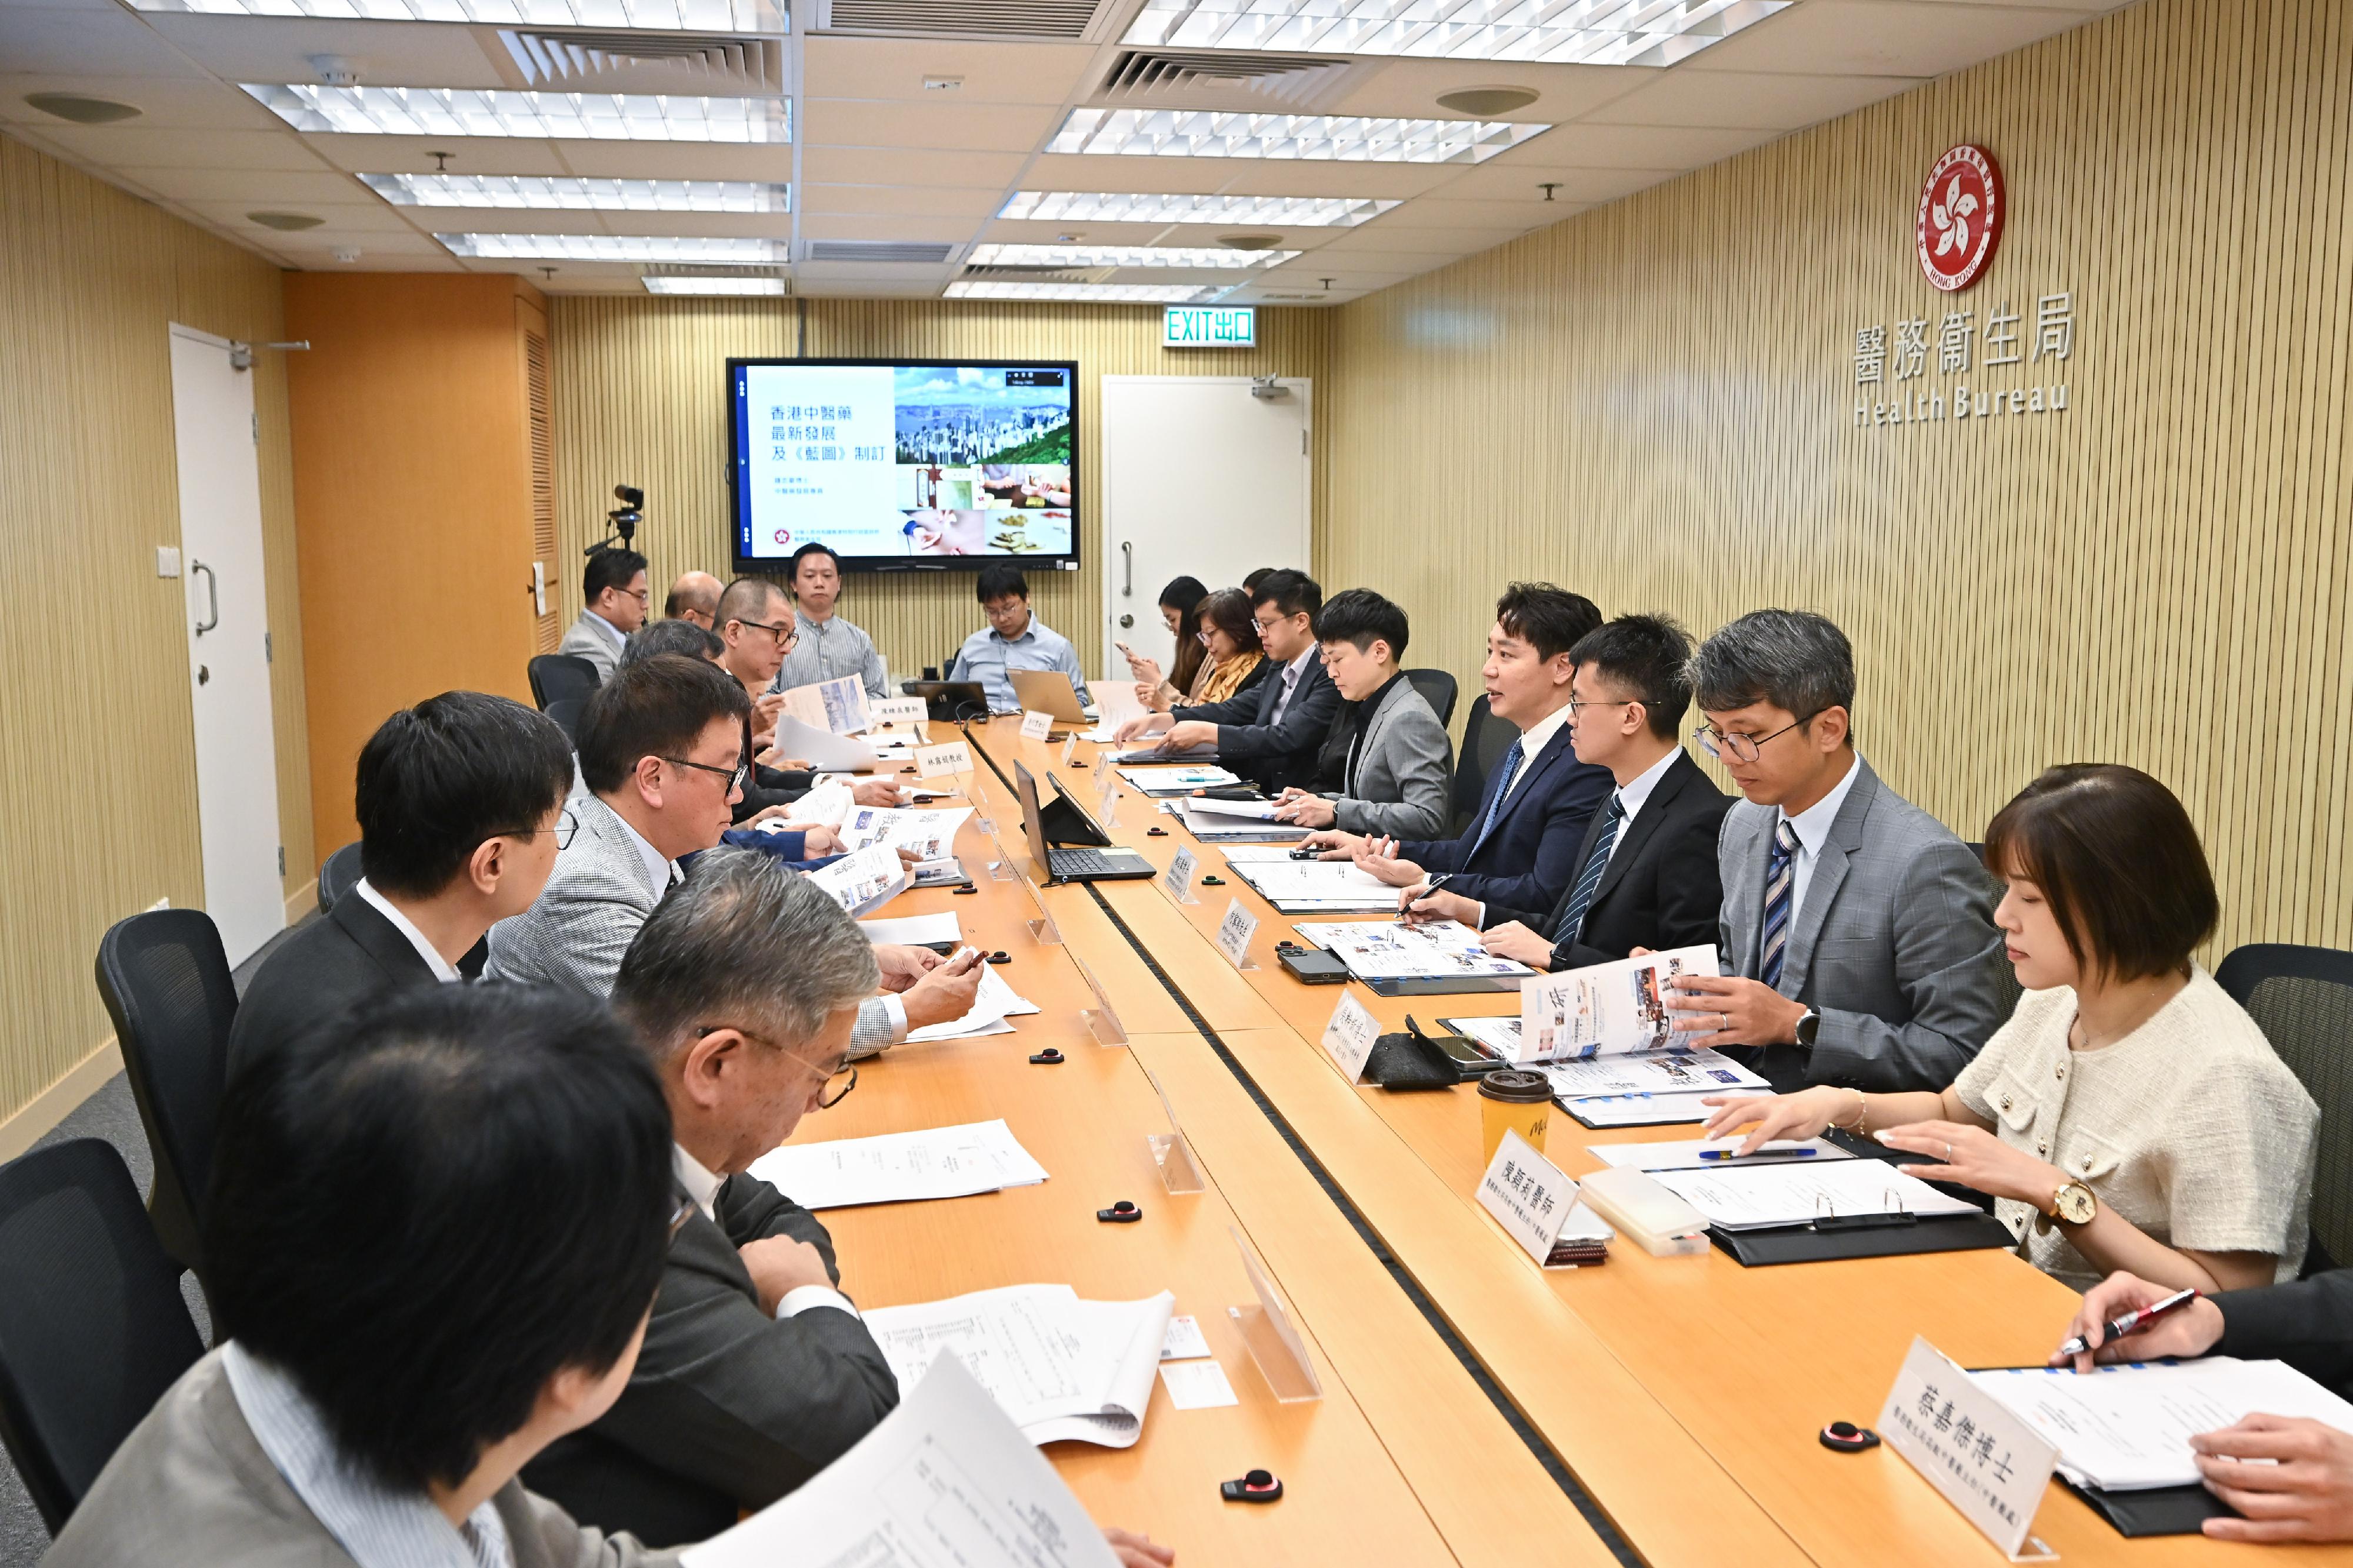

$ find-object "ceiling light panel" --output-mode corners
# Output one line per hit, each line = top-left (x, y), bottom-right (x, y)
(134, 0), (785, 31)
(1048, 108), (1545, 163)
(946, 281), (1228, 303)
(438, 232), (785, 260)
(361, 174), (789, 211)
(999, 191), (1397, 226)
(643, 275), (788, 293)
(1121, 0), (1789, 68)
(967, 242), (1298, 269)
(244, 85), (790, 142)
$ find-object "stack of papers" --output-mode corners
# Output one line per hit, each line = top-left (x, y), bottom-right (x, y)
(771, 716), (878, 773)
(906, 964), (1040, 1043)
(840, 805), (973, 862)
(1438, 1017), (1769, 1098)
(805, 844), (909, 917)
(749, 1118), (1047, 1210)
(1117, 763), (1237, 796)
(1648, 1159), (1980, 1230)
(858, 912), (960, 948)
(1176, 800), (1309, 843)
(1294, 920), (1535, 983)
(1227, 856), (1400, 912)
(862, 1285), (1175, 1449)
(1968, 1360), (2353, 1491)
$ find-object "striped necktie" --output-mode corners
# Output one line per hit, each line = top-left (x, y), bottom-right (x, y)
(1552, 793), (1624, 945)
(1759, 818), (1799, 989)
(1469, 736), (1526, 855)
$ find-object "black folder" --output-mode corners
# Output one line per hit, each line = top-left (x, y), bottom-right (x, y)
(2058, 1474), (2229, 1536)
(1707, 1210), (2016, 1266)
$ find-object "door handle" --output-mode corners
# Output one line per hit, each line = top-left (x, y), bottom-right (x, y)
(192, 561), (219, 636)
(1121, 541), (1133, 597)
(1119, 614), (1134, 629)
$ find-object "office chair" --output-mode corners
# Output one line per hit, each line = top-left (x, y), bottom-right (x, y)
(2215, 943), (2353, 1273)
(315, 840), (364, 914)
(526, 653), (601, 711)
(1446, 695), (1517, 838)
(0, 1139), (206, 1534)
(92, 909), (238, 1278)
(1401, 668), (1458, 729)
(545, 696), (586, 747)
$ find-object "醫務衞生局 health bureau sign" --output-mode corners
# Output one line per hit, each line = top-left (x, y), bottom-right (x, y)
(1851, 289), (2075, 429)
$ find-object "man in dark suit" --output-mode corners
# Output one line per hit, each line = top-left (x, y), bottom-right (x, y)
(523, 849), (900, 1547)
(1134, 569), (1340, 794)
(1307, 582), (1613, 915)
(1412, 614), (1731, 970)
(226, 692), (575, 1079)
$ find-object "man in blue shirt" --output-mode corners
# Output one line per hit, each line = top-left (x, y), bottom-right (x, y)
(951, 564), (1091, 714)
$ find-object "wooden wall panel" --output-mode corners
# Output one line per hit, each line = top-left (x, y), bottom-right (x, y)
(1325, 0), (2353, 961)
(0, 132), (311, 1120)
(549, 297), (1331, 677)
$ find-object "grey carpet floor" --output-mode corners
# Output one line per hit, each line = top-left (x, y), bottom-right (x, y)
(0, 917), (303, 1565)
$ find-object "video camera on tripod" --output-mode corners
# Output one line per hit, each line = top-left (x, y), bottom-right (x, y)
(586, 483), (644, 559)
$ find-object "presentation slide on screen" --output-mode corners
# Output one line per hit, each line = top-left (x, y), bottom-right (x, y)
(736, 363), (1074, 563)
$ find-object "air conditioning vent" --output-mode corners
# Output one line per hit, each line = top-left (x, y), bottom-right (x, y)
(815, 0), (1104, 40)
(1098, 48), (1354, 108)
(1254, 291), (1330, 302)
(642, 263), (790, 279)
(501, 29), (785, 92)
(960, 262), (1113, 282)
(804, 241), (958, 263)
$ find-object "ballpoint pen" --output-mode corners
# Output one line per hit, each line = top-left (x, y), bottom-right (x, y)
(2055, 1286), (2200, 1358)
(1697, 1146), (1820, 1162)
(1395, 873), (1454, 925)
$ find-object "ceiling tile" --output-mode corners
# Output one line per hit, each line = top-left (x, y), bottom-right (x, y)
(800, 36), (1095, 105)
(1424, 161), (1675, 202)
(800, 98), (1057, 154)
(1581, 68), (1918, 131)
(0, 73), (279, 130)
(299, 130), (569, 174)
(795, 211), (975, 243)
(1195, 161), (1471, 201)
(110, 163), (366, 202)
(799, 145), (1025, 187)
(542, 141), (789, 179)
(1682, 1), (2096, 78)
(0, 6), (206, 77)
(801, 181), (1005, 218)
(791, 259), (954, 284)
(141, 14), (509, 91)
(1492, 121), (1778, 169)
(28, 121), (325, 169)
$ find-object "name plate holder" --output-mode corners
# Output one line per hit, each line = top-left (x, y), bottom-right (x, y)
(1319, 990), (1379, 1084)
(1214, 899), (1261, 972)
(1139, 1066), (1204, 1192)
(1227, 1226), (1321, 1404)
(1161, 846), (1201, 907)
(1068, 950), (1125, 1045)
(1093, 755), (1119, 828)
(1019, 709), (1055, 742)
(871, 696), (929, 734)
(1879, 1337), (2059, 1562)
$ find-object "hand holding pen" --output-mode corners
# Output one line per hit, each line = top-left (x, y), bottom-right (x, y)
(2051, 1275), (2224, 1372)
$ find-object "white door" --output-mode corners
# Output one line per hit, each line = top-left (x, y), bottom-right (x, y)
(1100, 376), (1312, 679)
(169, 326), (285, 966)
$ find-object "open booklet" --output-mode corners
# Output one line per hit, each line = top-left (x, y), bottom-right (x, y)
(1438, 1016), (1771, 1097)
(1518, 944), (1720, 1061)
(682, 1352), (1123, 1568)
(842, 805), (973, 863)
(748, 1118), (1048, 1210)
(779, 673), (872, 736)
(861, 1284), (1175, 1448)
(1292, 919), (1535, 982)
(806, 844), (909, 917)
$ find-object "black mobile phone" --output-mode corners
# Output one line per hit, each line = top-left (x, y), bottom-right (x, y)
(1407, 1015), (1508, 1076)
(1277, 948), (1351, 984)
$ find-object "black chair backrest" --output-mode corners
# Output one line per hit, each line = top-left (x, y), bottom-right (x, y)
(2215, 943), (2353, 1270)
(545, 696), (586, 746)
(1447, 695), (1518, 838)
(0, 1139), (205, 1533)
(1402, 668), (1458, 728)
(527, 653), (601, 711)
(316, 840), (364, 915)
(92, 910), (237, 1276)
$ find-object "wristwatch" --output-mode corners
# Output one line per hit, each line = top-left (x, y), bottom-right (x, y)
(2048, 1180), (2098, 1225)
(1794, 1009), (1821, 1047)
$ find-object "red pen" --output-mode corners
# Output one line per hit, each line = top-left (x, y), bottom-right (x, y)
(2057, 1286), (2199, 1358)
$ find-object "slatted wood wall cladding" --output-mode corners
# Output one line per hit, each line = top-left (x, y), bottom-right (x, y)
(0, 134), (313, 1124)
(548, 298), (1331, 673)
(523, 311), (561, 655)
(1324, 0), (2353, 960)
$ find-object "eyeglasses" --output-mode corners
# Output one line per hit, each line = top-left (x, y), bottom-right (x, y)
(695, 1025), (858, 1107)
(508, 806), (579, 850)
(624, 586), (652, 605)
(668, 1194), (696, 1238)
(734, 617), (798, 649)
(1693, 711), (1821, 764)
(1566, 697), (1639, 721)
(663, 755), (749, 793)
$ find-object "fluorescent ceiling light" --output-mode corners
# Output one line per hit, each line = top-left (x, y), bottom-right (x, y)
(1048, 108), (1544, 163)
(643, 275), (788, 294)
(1122, 0), (1788, 67)
(132, 0), (784, 31)
(244, 84), (789, 142)
(1000, 191), (1397, 227)
(438, 233), (785, 261)
(361, 174), (789, 212)
(945, 281), (1227, 303)
(967, 243), (1298, 269)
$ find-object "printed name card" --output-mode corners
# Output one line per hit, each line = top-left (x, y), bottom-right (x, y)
(1161, 846), (1199, 904)
(1476, 1132), (1588, 1268)
(869, 696), (928, 728)
(1319, 990), (1381, 1084)
(1095, 756), (1119, 816)
(1879, 1337), (2057, 1561)
(1020, 710), (1055, 741)
(1214, 899), (1259, 970)
(914, 741), (971, 778)
(1059, 732), (1079, 766)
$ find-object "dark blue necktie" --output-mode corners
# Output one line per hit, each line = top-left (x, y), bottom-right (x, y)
(1553, 793), (1624, 944)
(1469, 736), (1525, 856)
(1759, 818), (1798, 989)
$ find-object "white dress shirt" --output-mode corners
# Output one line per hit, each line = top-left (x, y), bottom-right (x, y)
(608, 808), (677, 899)
(1598, 745), (1683, 875)
(1498, 701), (1573, 808)
(1777, 751), (1863, 923)
(672, 1144), (860, 1322)
(354, 879), (461, 983)
(1267, 646), (1318, 727)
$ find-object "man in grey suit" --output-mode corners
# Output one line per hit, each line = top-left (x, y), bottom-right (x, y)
(47, 985), (686, 1567)
(559, 546), (651, 682)
(525, 852), (899, 1545)
(1272, 588), (1451, 838)
(1665, 609), (2008, 1092)
(486, 653), (984, 1050)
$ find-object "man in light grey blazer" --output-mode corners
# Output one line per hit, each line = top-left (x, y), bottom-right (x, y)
(1274, 588), (1452, 838)
(559, 546), (651, 682)
(486, 653), (983, 1050)
(1665, 610), (2009, 1093)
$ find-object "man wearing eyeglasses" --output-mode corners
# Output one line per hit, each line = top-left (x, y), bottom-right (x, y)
(1134, 570), (1339, 793)
(559, 547), (651, 683)
(1666, 609), (2007, 1092)
(522, 850), (899, 1544)
(228, 692), (575, 1080)
(717, 576), (905, 825)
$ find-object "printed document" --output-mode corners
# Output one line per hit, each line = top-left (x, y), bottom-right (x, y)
(858, 913), (961, 947)
(749, 1119), (1047, 1210)
(1649, 1159), (1979, 1230)
(1228, 859), (1400, 912)
(1969, 1359), (2353, 1491)
(1304, 920), (1535, 982)
(906, 964), (1039, 1043)
(1518, 945), (1720, 1061)
(1435, 1019), (1769, 1096)
(1588, 1137), (1851, 1172)
(780, 674), (871, 736)
(806, 845), (909, 917)
(841, 805), (974, 862)
(772, 715), (879, 773)
(1116, 764), (1237, 796)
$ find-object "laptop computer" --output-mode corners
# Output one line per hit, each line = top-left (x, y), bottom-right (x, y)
(1008, 668), (1089, 723)
(901, 679), (991, 722)
(1016, 760), (1155, 883)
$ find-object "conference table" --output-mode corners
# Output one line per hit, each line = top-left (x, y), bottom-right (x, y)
(780, 714), (2315, 1567)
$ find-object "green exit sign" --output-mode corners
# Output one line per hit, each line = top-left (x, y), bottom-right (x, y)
(1162, 305), (1257, 348)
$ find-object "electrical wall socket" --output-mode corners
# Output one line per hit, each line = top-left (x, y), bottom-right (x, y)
(156, 546), (182, 578)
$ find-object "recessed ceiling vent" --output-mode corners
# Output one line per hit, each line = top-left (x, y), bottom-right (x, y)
(1098, 49), (1353, 109)
(804, 240), (957, 263)
(501, 30), (785, 91)
(961, 262), (1113, 282)
(814, 0), (1104, 41)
